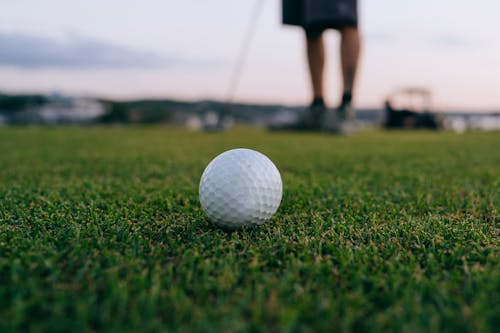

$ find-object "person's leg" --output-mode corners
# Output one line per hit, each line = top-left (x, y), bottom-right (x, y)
(305, 30), (325, 104)
(339, 26), (361, 107)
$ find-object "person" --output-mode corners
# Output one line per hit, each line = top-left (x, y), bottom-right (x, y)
(282, 0), (361, 131)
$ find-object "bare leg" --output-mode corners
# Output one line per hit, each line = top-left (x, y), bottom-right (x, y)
(340, 27), (361, 99)
(306, 32), (325, 100)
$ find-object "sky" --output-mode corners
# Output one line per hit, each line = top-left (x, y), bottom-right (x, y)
(0, 0), (499, 111)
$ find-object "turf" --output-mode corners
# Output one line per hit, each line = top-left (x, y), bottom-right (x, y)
(0, 127), (498, 332)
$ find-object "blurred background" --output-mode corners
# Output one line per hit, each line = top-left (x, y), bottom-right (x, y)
(0, 0), (499, 130)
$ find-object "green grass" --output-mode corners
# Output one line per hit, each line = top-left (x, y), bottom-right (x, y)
(0, 127), (498, 332)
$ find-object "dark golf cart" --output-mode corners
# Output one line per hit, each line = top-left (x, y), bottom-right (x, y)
(384, 88), (443, 129)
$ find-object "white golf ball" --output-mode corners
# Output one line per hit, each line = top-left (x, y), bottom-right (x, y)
(199, 148), (283, 229)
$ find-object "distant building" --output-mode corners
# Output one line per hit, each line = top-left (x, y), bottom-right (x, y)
(444, 113), (500, 132)
(37, 96), (105, 124)
(0, 95), (105, 124)
(185, 114), (203, 130)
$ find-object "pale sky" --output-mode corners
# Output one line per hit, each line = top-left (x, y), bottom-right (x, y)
(0, 0), (499, 110)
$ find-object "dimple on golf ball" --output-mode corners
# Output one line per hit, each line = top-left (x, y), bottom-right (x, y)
(199, 148), (283, 229)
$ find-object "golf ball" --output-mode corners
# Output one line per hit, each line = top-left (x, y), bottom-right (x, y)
(199, 148), (283, 229)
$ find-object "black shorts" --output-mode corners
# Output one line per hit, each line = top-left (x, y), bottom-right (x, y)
(283, 0), (358, 36)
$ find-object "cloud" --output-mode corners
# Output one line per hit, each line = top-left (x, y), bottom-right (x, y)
(365, 31), (397, 44)
(0, 32), (197, 69)
(429, 35), (478, 49)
